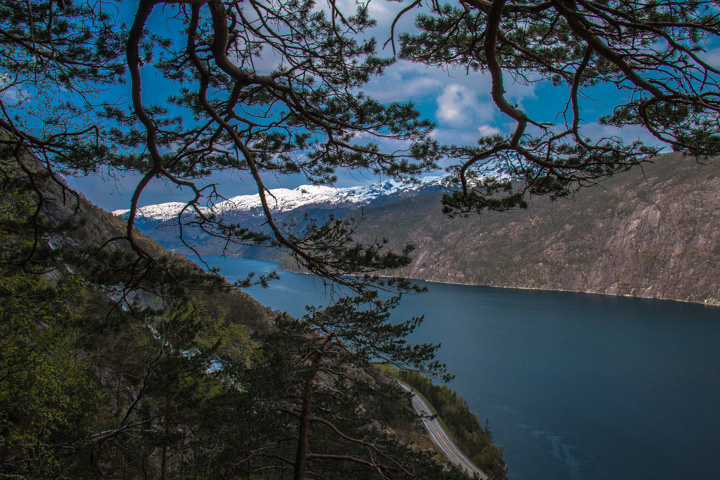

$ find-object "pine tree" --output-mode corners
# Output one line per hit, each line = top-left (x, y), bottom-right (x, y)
(397, 0), (720, 214)
(3, 2), (718, 478)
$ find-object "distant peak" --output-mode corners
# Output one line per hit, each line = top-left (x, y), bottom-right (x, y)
(112, 176), (447, 221)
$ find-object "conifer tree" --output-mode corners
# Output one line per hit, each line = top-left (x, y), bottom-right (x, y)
(2, 2), (718, 479)
(3, 0), (719, 274)
(397, 0), (720, 214)
(1, 0), (438, 291)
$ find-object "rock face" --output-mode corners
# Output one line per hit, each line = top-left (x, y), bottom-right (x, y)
(352, 153), (720, 305)
(115, 152), (720, 305)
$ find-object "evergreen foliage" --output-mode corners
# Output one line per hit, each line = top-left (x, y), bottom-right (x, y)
(396, 0), (720, 214)
(3, 0), (719, 478)
(0, 157), (466, 478)
(388, 369), (507, 480)
(0, 0), (440, 294)
(3, 0), (718, 285)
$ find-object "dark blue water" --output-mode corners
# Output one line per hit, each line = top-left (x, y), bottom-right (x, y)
(207, 257), (720, 480)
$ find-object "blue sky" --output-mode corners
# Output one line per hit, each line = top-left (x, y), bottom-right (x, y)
(67, 0), (676, 212)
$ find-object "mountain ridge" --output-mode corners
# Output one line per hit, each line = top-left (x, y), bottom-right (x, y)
(349, 153), (720, 305)
(112, 176), (445, 221)
(115, 153), (720, 306)
(110, 176), (446, 260)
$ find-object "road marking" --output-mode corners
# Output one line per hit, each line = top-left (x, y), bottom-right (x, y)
(400, 382), (488, 479)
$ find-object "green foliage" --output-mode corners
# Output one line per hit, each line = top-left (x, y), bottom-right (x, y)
(1, 0), (440, 293)
(0, 257), (263, 478)
(387, 368), (508, 480)
(7, 1), (717, 478)
(398, 0), (720, 214)
(0, 165), (460, 479)
(0, 272), (102, 477)
(213, 295), (456, 479)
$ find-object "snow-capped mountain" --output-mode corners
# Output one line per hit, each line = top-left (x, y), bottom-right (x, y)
(111, 176), (445, 258)
(112, 176), (444, 222)
(113, 202), (212, 222)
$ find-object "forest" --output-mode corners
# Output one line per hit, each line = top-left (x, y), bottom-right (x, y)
(2, 0), (720, 478)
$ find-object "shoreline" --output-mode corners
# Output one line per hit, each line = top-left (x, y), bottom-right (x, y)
(397, 381), (489, 479)
(204, 254), (720, 308)
(397, 276), (720, 307)
(270, 260), (720, 308)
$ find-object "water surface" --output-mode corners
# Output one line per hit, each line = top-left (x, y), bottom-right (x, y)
(207, 257), (720, 480)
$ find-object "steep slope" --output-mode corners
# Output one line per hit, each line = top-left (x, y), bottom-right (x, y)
(352, 153), (720, 305)
(33, 167), (274, 328)
(112, 153), (720, 305)
(4, 160), (495, 480)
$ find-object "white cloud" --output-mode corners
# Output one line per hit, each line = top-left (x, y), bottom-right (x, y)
(365, 0), (394, 23)
(362, 59), (536, 128)
(478, 124), (501, 136)
(699, 47), (720, 68)
(251, 45), (285, 75)
(365, 64), (444, 103)
(436, 83), (495, 126)
(502, 73), (537, 107)
(436, 84), (470, 123)
(430, 128), (484, 145)
(311, 0), (413, 45)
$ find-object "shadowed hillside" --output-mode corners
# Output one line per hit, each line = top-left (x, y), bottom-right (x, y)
(2, 156), (500, 479)
(352, 153), (720, 305)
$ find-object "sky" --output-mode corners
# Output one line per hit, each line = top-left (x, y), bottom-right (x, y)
(65, 0), (670, 212)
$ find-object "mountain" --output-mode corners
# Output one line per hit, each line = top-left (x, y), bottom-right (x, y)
(115, 153), (720, 305)
(5, 160), (498, 479)
(350, 153), (720, 305)
(112, 176), (444, 258)
(29, 160), (274, 327)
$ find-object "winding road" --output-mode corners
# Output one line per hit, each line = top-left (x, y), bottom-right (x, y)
(399, 382), (488, 479)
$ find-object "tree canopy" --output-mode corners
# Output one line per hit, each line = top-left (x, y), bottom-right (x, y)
(0, 158), (476, 478)
(397, 0), (720, 214)
(1, 0), (719, 477)
(2, 0), (719, 274)
(1, 0), (441, 292)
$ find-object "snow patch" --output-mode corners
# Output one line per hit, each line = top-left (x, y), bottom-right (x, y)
(113, 202), (211, 221)
(112, 177), (446, 221)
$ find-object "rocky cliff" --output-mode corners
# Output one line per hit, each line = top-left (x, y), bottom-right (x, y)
(352, 153), (720, 305)
(115, 152), (720, 305)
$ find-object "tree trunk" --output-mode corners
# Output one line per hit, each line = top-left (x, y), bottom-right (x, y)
(292, 333), (333, 480)
(160, 392), (171, 480)
(293, 373), (315, 480)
